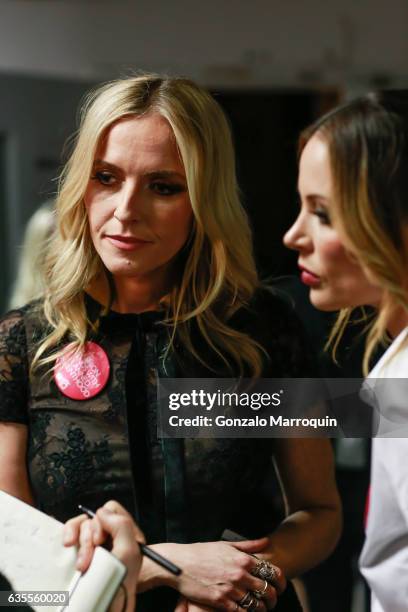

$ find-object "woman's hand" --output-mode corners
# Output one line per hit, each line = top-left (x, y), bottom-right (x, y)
(174, 597), (214, 611)
(63, 501), (145, 612)
(148, 538), (285, 611)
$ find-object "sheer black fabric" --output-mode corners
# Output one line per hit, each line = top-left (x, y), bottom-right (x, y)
(0, 290), (312, 611)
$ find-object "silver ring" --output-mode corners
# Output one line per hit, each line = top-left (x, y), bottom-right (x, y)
(240, 595), (255, 609)
(253, 579), (268, 599)
(258, 563), (277, 583)
(251, 560), (278, 583)
(248, 599), (260, 611)
(239, 592), (253, 607)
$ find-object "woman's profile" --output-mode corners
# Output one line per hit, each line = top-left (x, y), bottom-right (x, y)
(285, 90), (408, 612)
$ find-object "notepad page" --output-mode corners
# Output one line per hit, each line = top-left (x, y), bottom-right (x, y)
(0, 490), (77, 612)
(0, 491), (127, 612)
(64, 546), (127, 612)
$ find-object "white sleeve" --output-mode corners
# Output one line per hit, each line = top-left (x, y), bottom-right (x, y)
(360, 438), (408, 612)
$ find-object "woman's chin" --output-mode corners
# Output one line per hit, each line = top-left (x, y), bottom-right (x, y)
(102, 259), (147, 278)
(309, 290), (346, 312)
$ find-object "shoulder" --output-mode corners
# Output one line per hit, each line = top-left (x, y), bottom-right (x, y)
(0, 304), (42, 424)
(0, 300), (45, 342)
(0, 306), (28, 351)
(369, 327), (408, 378)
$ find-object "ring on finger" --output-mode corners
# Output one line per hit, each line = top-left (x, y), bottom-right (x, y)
(253, 579), (269, 599)
(239, 592), (253, 607)
(240, 594), (255, 609)
(248, 599), (260, 611)
(251, 560), (278, 583)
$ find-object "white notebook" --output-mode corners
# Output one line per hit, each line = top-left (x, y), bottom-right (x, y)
(0, 490), (127, 612)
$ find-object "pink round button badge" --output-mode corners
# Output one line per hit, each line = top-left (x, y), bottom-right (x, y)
(53, 341), (110, 400)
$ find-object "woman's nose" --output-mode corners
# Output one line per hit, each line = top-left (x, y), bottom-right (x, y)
(283, 213), (311, 252)
(113, 186), (143, 223)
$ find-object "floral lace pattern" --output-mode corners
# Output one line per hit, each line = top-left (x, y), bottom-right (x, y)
(0, 309), (29, 423)
(0, 291), (314, 535)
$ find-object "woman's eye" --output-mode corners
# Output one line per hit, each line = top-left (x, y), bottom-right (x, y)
(313, 209), (331, 226)
(92, 171), (116, 186)
(151, 182), (185, 196)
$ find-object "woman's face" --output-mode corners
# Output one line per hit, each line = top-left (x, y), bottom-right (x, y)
(84, 113), (193, 284)
(284, 133), (382, 311)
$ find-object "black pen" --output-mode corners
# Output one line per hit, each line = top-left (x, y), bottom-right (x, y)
(78, 504), (182, 576)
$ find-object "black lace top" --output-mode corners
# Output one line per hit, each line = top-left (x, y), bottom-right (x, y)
(0, 290), (313, 612)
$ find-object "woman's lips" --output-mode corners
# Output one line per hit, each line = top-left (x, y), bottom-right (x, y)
(105, 235), (152, 251)
(299, 266), (321, 287)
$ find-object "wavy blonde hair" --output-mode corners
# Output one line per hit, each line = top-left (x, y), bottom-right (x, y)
(35, 74), (263, 375)
(299, 91), (408, 373)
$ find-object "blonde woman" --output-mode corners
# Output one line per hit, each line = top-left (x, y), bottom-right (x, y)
(0, 74), (340, 612)
(284, 90), (408, 612)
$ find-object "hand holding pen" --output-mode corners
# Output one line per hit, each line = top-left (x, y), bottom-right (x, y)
(64, 502), (145, 612)
(77, 504), (181, 576)
(63, 501), (181, 596)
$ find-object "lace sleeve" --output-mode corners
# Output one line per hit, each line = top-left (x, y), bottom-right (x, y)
(0, 309), (29, 424)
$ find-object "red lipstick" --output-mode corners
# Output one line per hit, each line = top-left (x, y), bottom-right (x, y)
(299, 266), (321, 287)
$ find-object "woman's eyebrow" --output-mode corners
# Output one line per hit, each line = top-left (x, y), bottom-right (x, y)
(305, 193), (329, 204)
(92, 159), (117, 170)
(92, 161), (185, 181)
(297, 188), (329, 202)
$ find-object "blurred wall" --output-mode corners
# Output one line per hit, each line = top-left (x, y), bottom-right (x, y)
(1, 0), (407, 309)
(0, 74), (95, 310)
(0, 0), (407, 88)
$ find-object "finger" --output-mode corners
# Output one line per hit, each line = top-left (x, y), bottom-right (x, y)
(207, 584), (260, 611)
(231, 537), (270, 554)
(234, 570), (279, 607)
(243, 574), (282, 603)
(265, 567), (286, 596)
(91, 516), (106, 546)
(77, 519), (96, 572)
(187, 602), (217, 612)
(270, 566), (286, 595)
(102, 500), (146, 544)
(63, 514), (88, 546)
(174, 596), (188, 612)
(96, 507), (142, 569)
(249, 599), (267, 612)
(103, 499), (130, 514)
(184, 581), (244, 612)
(253, 602), (267, 612)
(253, 583), (277, 610)
(218, 550), (282, 598)
(245, 559), (286, 596)
(234, 589), (267, 612)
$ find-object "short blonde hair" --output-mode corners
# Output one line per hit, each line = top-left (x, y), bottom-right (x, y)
(299, 91), (408, 373)
(36, 74), (263, 375)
